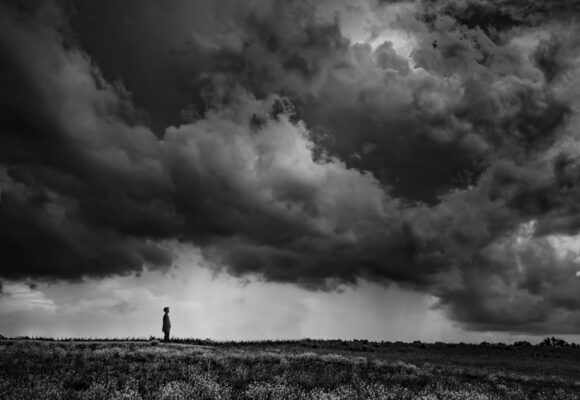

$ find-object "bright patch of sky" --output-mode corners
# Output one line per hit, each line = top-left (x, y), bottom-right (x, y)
(2, 244), (577, 343)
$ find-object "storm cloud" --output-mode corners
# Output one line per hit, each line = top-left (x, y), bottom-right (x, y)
(2, 0), (580, 334)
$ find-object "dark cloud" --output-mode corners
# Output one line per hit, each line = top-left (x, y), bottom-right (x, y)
(2, 0), (580, 334)
(422, 0), (580, 37)
(532, 30), (580, 83)
(67, 0), (198, 133)
(67, 0), (274, 133)
(0, 1), (176, 280)
(196, 5), (487, 203)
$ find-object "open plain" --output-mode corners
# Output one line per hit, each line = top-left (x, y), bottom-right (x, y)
(1, 338), (579, 399)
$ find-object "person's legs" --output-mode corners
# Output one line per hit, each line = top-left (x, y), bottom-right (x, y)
(164, 330), (170, 342)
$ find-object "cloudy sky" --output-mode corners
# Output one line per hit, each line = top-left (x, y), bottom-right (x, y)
(2, 0), (580, 342)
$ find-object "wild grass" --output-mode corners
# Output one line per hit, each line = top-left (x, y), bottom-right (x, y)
(1, 339), (579, 399)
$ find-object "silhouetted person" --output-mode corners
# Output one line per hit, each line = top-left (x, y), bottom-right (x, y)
(162, 307), (171, 342)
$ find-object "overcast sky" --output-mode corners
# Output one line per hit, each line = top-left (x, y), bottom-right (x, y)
(2, 0), (580, 342)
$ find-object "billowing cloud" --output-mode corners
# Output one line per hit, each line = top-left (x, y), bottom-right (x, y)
(0, 1), (175, 280)
(2, 0), (580, 334)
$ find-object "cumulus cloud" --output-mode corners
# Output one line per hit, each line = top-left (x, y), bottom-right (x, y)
(0, 1), (175, 280)
(2, 0), (580, 334)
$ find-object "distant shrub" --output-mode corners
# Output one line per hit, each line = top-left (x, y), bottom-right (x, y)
(413, 340), (427, 349)
(540, 337), (569, 347)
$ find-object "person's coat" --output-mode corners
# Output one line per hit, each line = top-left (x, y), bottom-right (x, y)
(162, 314), (171, 332)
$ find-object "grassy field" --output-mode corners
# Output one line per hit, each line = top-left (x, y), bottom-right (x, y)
(1, 338), (579, 399)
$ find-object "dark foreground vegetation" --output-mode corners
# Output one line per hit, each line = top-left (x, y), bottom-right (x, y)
(1, 338), (579, 399)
